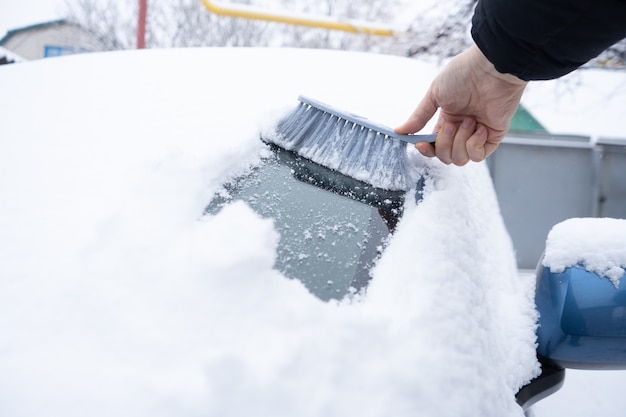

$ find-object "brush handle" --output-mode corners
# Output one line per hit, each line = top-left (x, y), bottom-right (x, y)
(298, 96), (437, 144)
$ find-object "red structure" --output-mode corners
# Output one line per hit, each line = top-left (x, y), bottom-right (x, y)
(137, 0), (148, 49)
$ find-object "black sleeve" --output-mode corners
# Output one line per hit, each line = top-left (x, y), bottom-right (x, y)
(471, 0), (626, 80)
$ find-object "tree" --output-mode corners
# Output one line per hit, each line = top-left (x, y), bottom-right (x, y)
(403, 0), (477, 59)
(63, 0), (405, 53)
(271, 0), (404, 52)
(64, 0), (137, 50)
(149, 0), (274, 47)
(62, 0), (626, 68)
(65, 0), (274, 49)
(594, 39), (626, 69)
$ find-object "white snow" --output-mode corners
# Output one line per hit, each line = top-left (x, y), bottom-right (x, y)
(0, 47), (540, 416)
(542, 218), (626, 287)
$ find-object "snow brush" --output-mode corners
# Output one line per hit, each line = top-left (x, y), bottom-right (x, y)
(262, 96), (436, 191)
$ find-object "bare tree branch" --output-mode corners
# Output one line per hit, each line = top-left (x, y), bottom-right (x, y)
(64, 0), (136, 50)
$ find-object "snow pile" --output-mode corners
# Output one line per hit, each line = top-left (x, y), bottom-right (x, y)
(542, 218), (626, 287)
(0, 48), (538, 417)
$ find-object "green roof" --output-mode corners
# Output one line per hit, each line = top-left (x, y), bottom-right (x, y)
(510, 104), (546, 132)
(0, 19), (68, 45)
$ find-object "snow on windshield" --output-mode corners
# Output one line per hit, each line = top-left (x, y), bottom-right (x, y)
(542, 218), (626, 287)
(0, 48), (538, 417)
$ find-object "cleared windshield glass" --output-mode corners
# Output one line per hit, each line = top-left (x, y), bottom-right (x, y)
(206, 145), (406, 301)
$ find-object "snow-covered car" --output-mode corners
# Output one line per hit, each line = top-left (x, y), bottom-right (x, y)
(0, 47), (624, 417)
(205, 139), (626, 415)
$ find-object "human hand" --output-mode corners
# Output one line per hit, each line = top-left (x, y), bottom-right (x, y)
(395, 45), (528, 166)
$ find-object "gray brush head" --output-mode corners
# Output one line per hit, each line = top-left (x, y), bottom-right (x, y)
(262, 96), (435, 191)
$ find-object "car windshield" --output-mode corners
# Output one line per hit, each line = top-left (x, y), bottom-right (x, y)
(206, 145), (409, 301)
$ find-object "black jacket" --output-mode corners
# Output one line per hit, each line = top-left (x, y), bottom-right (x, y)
(471, 0), (626, 80)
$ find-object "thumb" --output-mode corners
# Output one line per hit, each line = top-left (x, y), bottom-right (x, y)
(395, 92), (438, 135)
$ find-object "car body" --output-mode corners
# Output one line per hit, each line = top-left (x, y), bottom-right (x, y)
(0, 47), (623, 417)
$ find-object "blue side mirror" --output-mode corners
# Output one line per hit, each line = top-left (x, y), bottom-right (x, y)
(517, 218), (626, 410)
(535, 263), (626, 369)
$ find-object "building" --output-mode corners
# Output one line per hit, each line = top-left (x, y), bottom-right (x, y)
(0, 19), (105, 61)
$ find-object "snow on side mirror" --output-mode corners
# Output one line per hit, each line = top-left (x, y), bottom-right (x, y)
(535, 217), (626, 370)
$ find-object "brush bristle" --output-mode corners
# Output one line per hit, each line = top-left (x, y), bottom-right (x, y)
(263, 101), (411, 191)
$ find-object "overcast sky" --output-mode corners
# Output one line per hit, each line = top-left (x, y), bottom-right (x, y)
(0, 0), (69, 38)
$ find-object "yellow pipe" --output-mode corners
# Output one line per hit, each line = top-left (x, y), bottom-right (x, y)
(200, 0), (402, 36)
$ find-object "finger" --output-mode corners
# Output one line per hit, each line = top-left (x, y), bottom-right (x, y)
(434, 122), (456, 165)
(395, 91), (438, 135)
(466, 124), (490, 162)
(414, 141), (436, 158)
(451, 118), (475, 166)
(482, 130), (505, 160)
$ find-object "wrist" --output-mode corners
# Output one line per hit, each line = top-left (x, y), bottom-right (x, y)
(468, 44), (528, 88)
